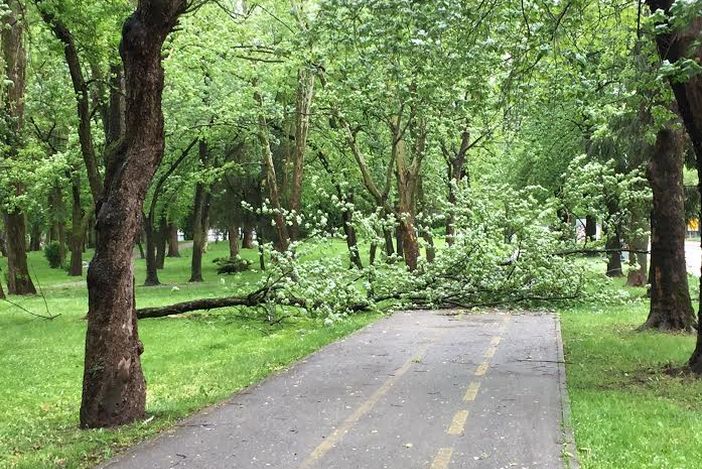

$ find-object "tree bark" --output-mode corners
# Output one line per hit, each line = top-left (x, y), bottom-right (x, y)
(585, 215), (597, 241)
(393, 120), (423, 271)
(646, 1), (702, 371)
(643, 126), (695, 331)
(190, 140), (212, 283)
(80, 1), (186, 429)
(604, 227), (623, 277)
(144, 214), (160, 286)
(1, 1), (36, 296)
(255, 93), (290, 252)
(228, 224), (240, 258)
(29, 223), (42, 251)
(289, 68), (315, 240)
(156, 217), (167, 269)
(242, 226), (254, 249)
(318, 151), (362, 269)
(443, 129), (470, 246)
(167, 223), (180, 257)
(68, 173), (91, 277)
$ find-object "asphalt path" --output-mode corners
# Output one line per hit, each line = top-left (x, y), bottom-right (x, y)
(102, 311), (574, 469)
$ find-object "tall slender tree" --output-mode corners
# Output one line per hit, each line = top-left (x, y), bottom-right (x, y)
(1, 0), (37, 295)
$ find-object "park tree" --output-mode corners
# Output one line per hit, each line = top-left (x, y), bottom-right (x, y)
(80, 0), (189, 429)
(1, 0), (37, 295)
(645, 0), (702, 371)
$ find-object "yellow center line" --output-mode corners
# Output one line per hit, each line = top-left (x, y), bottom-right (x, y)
(484, 347), (496, 359)
(430, 447), (454, 469)
(490, 336), (501, 347)
(447, 409), (470, 435)
(463, 381), (480, 402)
(298, 342), (433, 469)
(474, 361), (489, 376)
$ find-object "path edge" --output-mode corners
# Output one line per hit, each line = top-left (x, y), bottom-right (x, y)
(554, 313), (580, 469)
(99, 312), (394, 468)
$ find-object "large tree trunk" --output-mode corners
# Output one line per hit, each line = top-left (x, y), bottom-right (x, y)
(80, 1), (185, 429)
(643, 126), (696, 331)
(289, 68), (315, 240)
(1, 1), (36, 296)
(394, 131), (421, 272)
(167, 223), (180, 257)
(646, 1), (702, 371)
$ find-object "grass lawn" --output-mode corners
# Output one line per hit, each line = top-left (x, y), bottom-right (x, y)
(561, 266), (702, 468)
(0, 240), (380, 468)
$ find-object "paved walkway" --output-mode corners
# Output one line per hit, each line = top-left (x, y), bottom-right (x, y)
(102, 311), (573, 469)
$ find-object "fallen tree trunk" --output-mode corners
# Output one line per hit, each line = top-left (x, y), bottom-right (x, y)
(137, 295), (259, 319)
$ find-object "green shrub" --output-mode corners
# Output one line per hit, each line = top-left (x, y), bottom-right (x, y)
(43, 241), (64, 269)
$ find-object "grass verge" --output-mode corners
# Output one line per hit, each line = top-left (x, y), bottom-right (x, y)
(561, 267), (702, 468)
(0, 241), (380, 468)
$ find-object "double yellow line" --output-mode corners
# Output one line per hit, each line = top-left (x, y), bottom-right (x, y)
(431, 317), (509, 469)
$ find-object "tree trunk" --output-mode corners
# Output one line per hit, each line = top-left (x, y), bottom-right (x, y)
(156, 217), (167, 269)
(228, 224), (240, 258)
(242, 226), (254, 249)
(167, 223), (180, 257)
(68, 175), (87, 277)
(317, 151), (362, 269)
(585, 215), (597, 241)
(643, 126), (695, 331)
(383, 227), (395, 257)
(1, 0), (36, 296)
(190, 184), (206, 283)
(190, 143), (212, 283)
(0, 231), (8, 257)
(3, 212), (36, 295)
(144, 215), (160, 286)
(444, 129), (470, 246)
(255, 92), (290, 253)
(29, 223), (42, 251)
(289, 68), (315, 240)
(80, 2), (185, 429)
(395, 226), (405, 259)
(604, 228), (623, 277)
(645, 1), (702, 371)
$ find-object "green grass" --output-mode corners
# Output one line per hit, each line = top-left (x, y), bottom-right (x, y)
(0, 241), (380, 468)
(561, 267), (702, 468)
